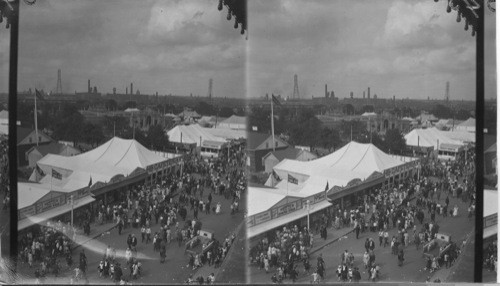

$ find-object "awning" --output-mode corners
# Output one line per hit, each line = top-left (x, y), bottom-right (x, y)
(484, 225), (497, 239)
(18, 195), (95, 231)
(247, 199), (331, 238)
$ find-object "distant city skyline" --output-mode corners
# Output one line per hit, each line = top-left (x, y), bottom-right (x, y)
(247, 0), (486, 101)
(15, 0), (246, 98)
(0, 1), (496, 101)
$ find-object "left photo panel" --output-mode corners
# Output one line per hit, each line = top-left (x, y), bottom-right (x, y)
(15, 0), (247, 284)
(0, 1), (13, 283)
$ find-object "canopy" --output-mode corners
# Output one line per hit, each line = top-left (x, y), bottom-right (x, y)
(36, 137), (171, 192)
(484, 189), (498, 218)
(404, 127), (463, 149)
(167, 124), (225, 147)
(455, 117), (475, 132)
(248, 186), (287, 217)
(271, 141), (414, 198)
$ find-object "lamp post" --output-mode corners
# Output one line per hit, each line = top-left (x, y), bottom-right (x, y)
(70, 195), (74, 228)
(305, 200), (311, 232)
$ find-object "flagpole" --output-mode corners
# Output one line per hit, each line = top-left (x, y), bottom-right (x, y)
(34, 90), (39, 146)
(271, 95), (276, 152)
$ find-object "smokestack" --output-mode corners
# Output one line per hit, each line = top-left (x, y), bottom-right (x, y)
(325, 84), (328, 98)
(88, 80), (91, 93)
(368, 87), (371, 99)
(130, 83), (133, 95)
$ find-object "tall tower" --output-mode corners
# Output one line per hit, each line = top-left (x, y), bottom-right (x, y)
(445, 81), (450, 101)
(367, 87), (371, 99)
(88, 80), (91, 93)
(292, 74), (299, 99)
(56, 69), (62, 94)
(325, 84), (328, 98)
(208, 78), (213, 100)
(130, 83), (133, 95)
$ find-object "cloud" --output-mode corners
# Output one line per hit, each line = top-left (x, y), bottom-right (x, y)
(17, 0), (246, 97)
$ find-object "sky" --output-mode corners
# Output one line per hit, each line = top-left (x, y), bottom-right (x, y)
(0, 1), (496, 101)
(13, 0), (246, 98)
(247, 0), (487, 101)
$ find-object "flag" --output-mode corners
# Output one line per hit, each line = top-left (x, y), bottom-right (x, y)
(271, 94), (282, 106)
(36, 164), (45, 177)
(88, 176), (93, 187)
(35, 89), (45, 100)
(272, 170), (281, 182)
(51, 169), (62, 180)
(287, 174), (298, 184)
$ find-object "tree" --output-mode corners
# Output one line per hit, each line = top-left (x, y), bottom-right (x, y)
(362, 105), (374, 113)
(105, 99), (118, 111)
(340, 120), (368, 142)
(432, 104), (453, 119)
(146, 125), (169, 151)
(384, 129), (407, 155)
(195, 101), (215, 116)
(342, 104), (355, 115)
(456, 109), (472, 120)
(219, 106), (234, 118)
(82, 122), (104, 148)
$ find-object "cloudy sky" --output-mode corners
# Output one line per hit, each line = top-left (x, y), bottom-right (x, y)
(247, 0), (491, 101)
(14, 0), (246, 97)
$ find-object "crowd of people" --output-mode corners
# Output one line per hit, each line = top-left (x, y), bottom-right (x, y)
(484, 241), (497, 273)
(0, 138), (8, 212)
(251, 147), (475, 283)
(92, 143), (246, 283)
(16, 140), (247, 283)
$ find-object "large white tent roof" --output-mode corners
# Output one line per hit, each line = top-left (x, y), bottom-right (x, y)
(404, 127), (463, 149)
(18, 182), (54, 209)
(484, 189), (498, 218)
(248, 186), (288, 216)
(167, 124), (225, 146)
(36, 137), (170, 192)
(271, 141), (413, 198)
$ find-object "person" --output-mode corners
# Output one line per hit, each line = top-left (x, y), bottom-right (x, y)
(352, 267), (361, 282)
(398, 249), (404, 266)
(131, 234), (138, 252)
(140, 225), (146, 242)
(363, 251), (370, 269)
(216, 202), (222, 215)
(355, 223), (360, 239)
(379, 230), (384, 246)
(207, 273), (215, 284)
(160, 243), (166, 263)
(146, 226), (152, 244)
(311, 270), (320, 284)
(453, 205), (459, 217)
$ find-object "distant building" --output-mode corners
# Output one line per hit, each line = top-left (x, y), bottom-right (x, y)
(217, 115), (246, 130)
(246, 132), (288, 172)
(17, 127), (53, 167)
(26, 142), (81, 168)
(262, 147), (317, 173)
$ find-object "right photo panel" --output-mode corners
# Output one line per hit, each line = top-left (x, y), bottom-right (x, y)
(482, 0), (497, 283)
(246, 0), (478, 283)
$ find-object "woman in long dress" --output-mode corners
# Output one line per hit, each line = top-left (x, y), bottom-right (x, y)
(453, 205), (459, 217)
(216, 202), (221, 215)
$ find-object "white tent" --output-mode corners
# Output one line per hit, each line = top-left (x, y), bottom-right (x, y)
(272, 141), (414, 194)
(404, 127), (463, 149)
(454, 118), (475, 133)
(35, 137), (173, 191)
(167, 124), (226, 147)
(484, 190), (498, 239)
